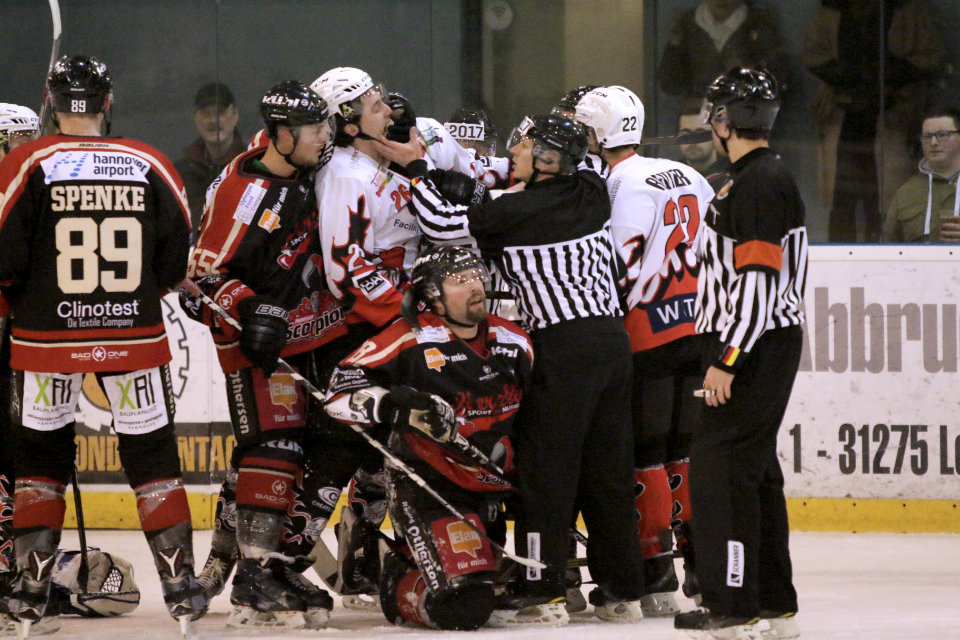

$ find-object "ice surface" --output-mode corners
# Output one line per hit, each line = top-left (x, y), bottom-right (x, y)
(36, 528), (960, 640)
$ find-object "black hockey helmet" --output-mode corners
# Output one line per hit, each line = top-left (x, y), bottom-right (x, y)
(401, 246), (490, 326)
(46, 55), (112, 114)
(445, 108), (498, 156)
(702, 67), (780, 132)
(552, 85), (599, 118)
(525, 114), (588, 174)
(260, 80), (333, 141)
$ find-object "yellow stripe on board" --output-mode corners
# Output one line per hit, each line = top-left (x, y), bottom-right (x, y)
(63, 493), (959, 534)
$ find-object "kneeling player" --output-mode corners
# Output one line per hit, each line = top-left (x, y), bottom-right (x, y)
(325, 247), (532, 630)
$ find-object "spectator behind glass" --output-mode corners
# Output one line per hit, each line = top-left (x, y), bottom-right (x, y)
(883, 106), (960, 243)
(174, 82), (245, 233)
(677, 106), (731, 191)
(802, 0), (944, 243)
(657, 1), (789, 104)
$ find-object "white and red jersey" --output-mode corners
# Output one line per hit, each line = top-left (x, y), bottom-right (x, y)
(316, 120), (508, 330)
(415, 117), (511, 189)
(607, 152), (714, 352)
(189, 147), (347, 372)
(0, 134), (191, 372)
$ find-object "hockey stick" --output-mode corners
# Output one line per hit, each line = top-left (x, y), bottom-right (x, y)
(642, 129), (712, 146)
(36, 0), (62, 134)
(176, 280), (546, 571)
(71, 468), (90, 595)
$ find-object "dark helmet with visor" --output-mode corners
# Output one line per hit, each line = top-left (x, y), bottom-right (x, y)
(701, 67), (780, 132)
(46, 55), (112, 114)
(401, 246), (490, 326)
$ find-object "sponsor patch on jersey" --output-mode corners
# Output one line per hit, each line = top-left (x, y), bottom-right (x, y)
(424, 347), (446, 372)
(268, 373), (298, 413)
(446, 521), (482, 557)
(715, 178), (734, 201)
(101, 368), (170, 435)
(258, 209), (281, 233)
(20, 372), (82, 431)
(234, 183), (267, 224)
(414, 325), (449, 345)
(646, 293), (696, 333)
(41, 151), (149, 185)
(354, 271), (393, 300)
(493, 324), (528, 349)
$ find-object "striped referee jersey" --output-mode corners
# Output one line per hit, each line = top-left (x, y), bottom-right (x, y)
(406, 160), (622, 332)
(695, 147), (807, 371)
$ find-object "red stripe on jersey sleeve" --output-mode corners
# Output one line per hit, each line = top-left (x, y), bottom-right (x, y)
(734, 240), (782, 273)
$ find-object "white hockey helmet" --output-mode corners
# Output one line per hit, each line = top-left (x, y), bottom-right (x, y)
(310, 67), (379, 120)
(574, 85), (645, 149)
(0, 103), (39, 152)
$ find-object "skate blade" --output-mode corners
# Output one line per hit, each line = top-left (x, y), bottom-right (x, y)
(640, 591), (681, 617)
(226, 605), (306, 630)
(342, 593), (380, 611)
(15, 620), (29, 640)
(487, 602), (569, 627)
(758, 615), (800, 640)
(302, 607), (331, 630)
(675, 624), (763, 640)
(595, 600), (644, 623)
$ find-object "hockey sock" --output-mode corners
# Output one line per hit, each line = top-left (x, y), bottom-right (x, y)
(665, 459), (692, 553)
(634, 466), (672, 559)
(0, 472), (14, 573)
(135, 478), (192, 533)
(13, 477), (66, 546)
(209, 467), (239, 562)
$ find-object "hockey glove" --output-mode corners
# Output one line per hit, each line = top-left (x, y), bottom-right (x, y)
(381, 385), (458, 443)
(428, 169), (489, 206)
(236, 296), (289, 376)
(385, 92), (417, 143)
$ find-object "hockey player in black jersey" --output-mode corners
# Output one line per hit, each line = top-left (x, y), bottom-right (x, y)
(0, 55), (204, 635)
(324, 246), (532, 630)
(674, 67), (806, 640)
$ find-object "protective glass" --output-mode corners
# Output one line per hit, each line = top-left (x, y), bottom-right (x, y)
(341, 83), (387, 120)
(443, 264), (491, 288)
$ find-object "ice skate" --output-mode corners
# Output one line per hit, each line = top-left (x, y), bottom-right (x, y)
(154, 554), (207, 623)
(6, 552), (61, 638)
(270, 555), (333, 629)
(588, 587), (643, 623)
(487, 591), (569, 628)
(334, 506), (382, 596)
(640, 553), (681, 617)
(342, 593), (380, 611)
(674, 608), (762, 640)
(195, 552), (235, 601)
(227, 557), (308, 630)
(758, 611), (800, 639)
(564, 567), (586, 613)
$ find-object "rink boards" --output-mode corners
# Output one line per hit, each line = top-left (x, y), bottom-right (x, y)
(66, 245), (960, 532)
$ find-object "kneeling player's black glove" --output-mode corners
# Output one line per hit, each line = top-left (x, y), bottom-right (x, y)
(237, 296), (289, 376)
(428, 169), (489, 206)
(380, 385), (457, 443)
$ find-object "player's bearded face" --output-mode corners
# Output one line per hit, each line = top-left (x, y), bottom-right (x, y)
(440, 268), (488, 326)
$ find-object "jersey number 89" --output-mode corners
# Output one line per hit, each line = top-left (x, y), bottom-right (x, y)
(55, 217), (142, 294)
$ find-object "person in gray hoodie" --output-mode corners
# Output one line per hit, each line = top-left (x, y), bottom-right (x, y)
(883, 106), (960, 242)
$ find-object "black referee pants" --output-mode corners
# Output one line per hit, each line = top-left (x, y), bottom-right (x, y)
(690, 326), (802, 618)
(514, 317), (644, 601)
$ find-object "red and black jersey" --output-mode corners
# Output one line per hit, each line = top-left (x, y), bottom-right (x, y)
(0, 134), (191, 372)
(188, 146), (347, 372)
(326, 312), (533, 493)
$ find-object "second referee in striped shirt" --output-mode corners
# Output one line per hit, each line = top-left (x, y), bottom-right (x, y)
(375, 114), (644, 623)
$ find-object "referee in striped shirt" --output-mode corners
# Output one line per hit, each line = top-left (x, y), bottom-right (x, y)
(675, 68), (807, 639)
(375, 115), (644, 621)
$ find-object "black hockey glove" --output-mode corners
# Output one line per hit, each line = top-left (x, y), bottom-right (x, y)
(380, 385), (458, 443)
(385, 92), (417, 143)
(428, 169), (489, 206)
(236, 296), (289, 376)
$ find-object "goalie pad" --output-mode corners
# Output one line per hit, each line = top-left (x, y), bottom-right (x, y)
(50, 549), (140, 617)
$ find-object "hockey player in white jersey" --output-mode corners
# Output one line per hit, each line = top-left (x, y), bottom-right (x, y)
(575, 85), (714, 617)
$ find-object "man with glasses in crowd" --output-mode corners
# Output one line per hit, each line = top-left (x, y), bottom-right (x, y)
(883, 106), (960, 243)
